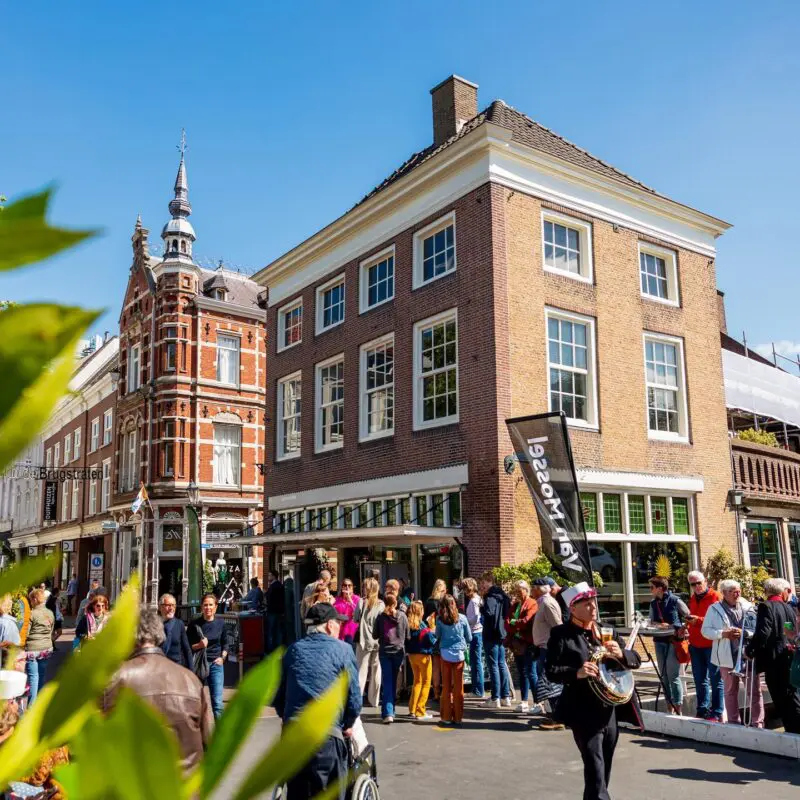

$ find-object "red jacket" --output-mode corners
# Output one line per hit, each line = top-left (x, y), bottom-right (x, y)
(687, 588), (720, 649)
(505, 596), (538, 646)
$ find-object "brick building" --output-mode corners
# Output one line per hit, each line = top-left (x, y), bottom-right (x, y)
(110, 152), (267, 604)
(6, 335), (119, 595)
(253, 75), (738, 623)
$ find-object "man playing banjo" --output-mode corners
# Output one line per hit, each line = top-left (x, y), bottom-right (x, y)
(547, 582), (641, 800)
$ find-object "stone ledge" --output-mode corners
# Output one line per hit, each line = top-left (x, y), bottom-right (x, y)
(641, 710), (800, 759)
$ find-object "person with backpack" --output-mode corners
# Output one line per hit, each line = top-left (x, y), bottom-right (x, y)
(479, 571), (514, 708)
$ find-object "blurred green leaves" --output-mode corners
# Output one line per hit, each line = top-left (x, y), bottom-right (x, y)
(0, 553), (60, 598)
(0, 187), (98, 271)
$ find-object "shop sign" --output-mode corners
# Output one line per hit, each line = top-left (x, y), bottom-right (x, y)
(43, 481), (58, 521)
(27, 545), (39, 556)
(163, 526), (183, 553)
(62, 540), (75, 553)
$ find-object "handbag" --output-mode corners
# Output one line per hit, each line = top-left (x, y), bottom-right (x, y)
(193, 648), (210, 682)
(655, 598), (691, 664)
(534, 669), (563, 704)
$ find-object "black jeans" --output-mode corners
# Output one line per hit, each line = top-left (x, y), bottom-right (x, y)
(764, 658), (800, 735)
(286, 735), (348, 799)
(571, 713), (618, 800)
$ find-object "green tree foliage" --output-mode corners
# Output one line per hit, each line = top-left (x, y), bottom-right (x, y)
(736, 428), (779, 448)
(0, 187), (347, 798)
(493, 551), (603, 592)
(704, 547), (771, 602)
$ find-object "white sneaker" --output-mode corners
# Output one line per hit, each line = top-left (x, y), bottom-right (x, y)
(528, 703), (546, 716)
(484, 698), (501, 709)
(383, 716), (394, 724)
(416, 713), (434, 721)
(501, 697), (513, 708)
(515, 702), (529, 713)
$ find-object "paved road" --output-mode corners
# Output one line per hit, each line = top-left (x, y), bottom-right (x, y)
(216, 701), (800, 799)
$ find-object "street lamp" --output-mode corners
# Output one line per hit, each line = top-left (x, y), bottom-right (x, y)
(185, 481), (202, 608)
(186, 480), (200, 508)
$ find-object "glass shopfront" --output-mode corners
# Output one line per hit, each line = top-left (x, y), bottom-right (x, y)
(789, 523), (800, 581)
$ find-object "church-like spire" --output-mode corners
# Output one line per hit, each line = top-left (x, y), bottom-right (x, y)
(161, 129), (196, 262)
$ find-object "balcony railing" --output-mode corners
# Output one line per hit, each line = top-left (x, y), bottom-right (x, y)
(731, 438), (800, 502)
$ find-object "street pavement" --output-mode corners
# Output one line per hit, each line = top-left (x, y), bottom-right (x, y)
(216, 700), (800, 799)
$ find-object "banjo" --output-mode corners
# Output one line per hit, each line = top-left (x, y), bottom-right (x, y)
(586, 617), (640, 707)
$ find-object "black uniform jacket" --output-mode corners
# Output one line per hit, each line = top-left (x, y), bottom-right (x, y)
(746, 599), (796, 674)
(547, 621), (642, 730)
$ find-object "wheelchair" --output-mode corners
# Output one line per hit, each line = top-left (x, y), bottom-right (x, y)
(271, 737), (379, 799)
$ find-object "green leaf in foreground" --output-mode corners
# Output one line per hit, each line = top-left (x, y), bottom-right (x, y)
(40, 576), (139, 736)
(0, 553), (60, 598)
(0, 187), (99, 271)
(232, 673), (347, 800)
(101, 689), (183, 800)
(201, 647), (284, 798)
(0, 304), (101, 471)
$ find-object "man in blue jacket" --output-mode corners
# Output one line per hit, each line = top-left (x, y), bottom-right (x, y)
(274, 602), (362, 799)
(479, 570), (513, 708)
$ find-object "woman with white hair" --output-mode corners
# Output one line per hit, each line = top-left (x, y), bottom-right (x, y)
(701, 579), (764, 727)
(746, 578), (800, 733)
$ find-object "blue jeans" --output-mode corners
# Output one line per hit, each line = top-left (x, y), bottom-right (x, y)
(655, 640), (683, 708)
(689, 645), (723, 717)
(378, 651), (404, 719)
(515, 645), (538, 704)
(469, 630), (485, 697)
(25, 656), (50, 704)
(485, 641), (510, 700)
(205, 661), (225, 719)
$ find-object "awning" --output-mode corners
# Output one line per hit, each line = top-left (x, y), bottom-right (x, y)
(222, 525), (462, 548)
(723, 349), (800, 428)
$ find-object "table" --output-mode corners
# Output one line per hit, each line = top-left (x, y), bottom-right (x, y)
(618, 624), (678, 713)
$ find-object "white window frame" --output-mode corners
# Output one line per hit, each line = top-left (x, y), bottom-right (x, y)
(413, 308), (459, 431)
(61, 479), (69, 521)
(639, 242), (679, 307)
(359, 245), (395, 314)
(128, 344), (141, 393)
(101, 459), (111, 512)
(541, 210), (593, 284)
(642, 332), (689, 443)
(545, 307), (599, 430)
(212, 423), (241, 487)
(71, 478), (79, 520)
(73, 428), (81, 461)
(88, 464), (98, 516)
(315, 354), (345, 453)
(216, 333), (241, 386)
(359, 333), (395, 442)
(315, 273), (346, 334)
(103, 409), (113, 446)
(163, 325), (178, 372)
(277, 371), (302, 461)
(54, 443), (60, 468)
(413, 211), (456, 289)
(45, 448), (52, 469)
(90, 418), (100, 453)
(125, 430), (138, 491)
(63, 435), (71, 466)
(277, 298), (303, 353)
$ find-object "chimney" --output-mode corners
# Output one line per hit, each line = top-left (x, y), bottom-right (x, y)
(717, 289), (728, 335)
(430, 75), (478, 147)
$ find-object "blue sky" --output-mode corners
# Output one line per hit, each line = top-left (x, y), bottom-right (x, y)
(2, 2), (798, 357)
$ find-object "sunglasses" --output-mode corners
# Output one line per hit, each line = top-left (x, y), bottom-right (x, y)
(342, 583), (353, 588)
(161, 603), (176, 608)
(689, 581), (703, 586)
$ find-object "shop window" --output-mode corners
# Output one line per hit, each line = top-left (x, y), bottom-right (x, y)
(401, 498), (412, 525)
(580, 492), (598, 532)
(415, 496), (428, 525)
(326, 506), (336, 530)
(746, 522), (782, 577)
(603, 494), (622, 533)
(370, 501), (384, 527)
(628, 495), (646, 534)
(590, 542), (625, 626)
(672, 498), (690, 534)
(448, 492), (462, 527)
(650, 497), (668, 534)
(386, 500), (397, 527)
(631, 541), (691, 617)
(789, 524), (800, 583)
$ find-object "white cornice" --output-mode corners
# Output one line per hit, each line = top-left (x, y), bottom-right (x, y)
(256, 121), (730, 304)
(577, 469), (704, 493)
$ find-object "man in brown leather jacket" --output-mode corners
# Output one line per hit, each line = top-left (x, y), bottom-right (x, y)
(103, 606), (213, 771)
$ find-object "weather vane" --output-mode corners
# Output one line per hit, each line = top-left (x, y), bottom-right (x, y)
(177, 128), (187, 158)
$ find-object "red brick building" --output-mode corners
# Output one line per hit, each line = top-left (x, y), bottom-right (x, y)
(111, 153), (267, 604)
(8, 336), (119, 596)
(254, 76), (737, 623)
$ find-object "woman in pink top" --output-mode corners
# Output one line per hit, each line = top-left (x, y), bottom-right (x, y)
(333, 579), (361, 646)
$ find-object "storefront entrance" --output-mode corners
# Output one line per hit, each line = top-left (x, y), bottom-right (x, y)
(158, 559), (183, 600)
(746, 521), (783, 576)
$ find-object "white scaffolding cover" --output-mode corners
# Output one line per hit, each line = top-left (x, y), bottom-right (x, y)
(723, 349), (800, 428)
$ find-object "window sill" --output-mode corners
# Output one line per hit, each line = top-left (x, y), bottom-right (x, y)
(413, 414), (459, 432)
(647, 431), (690, 445)
(543, 265), (593, 285)
(276, 340), (302, 354)
(640, 292), (680, 309)
(276, 451), (301, 463)
(359, 296), (395, 316)
(315, 319), (345, 337)
(565, 419), (599, 433)
(314, 443), (344, 455)
(358, 429), (395, 444)
(412, 269), (456, 292)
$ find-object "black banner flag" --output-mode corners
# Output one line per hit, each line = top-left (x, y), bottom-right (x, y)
(43, 480), (58, 522)
(505, 411), (593, 585)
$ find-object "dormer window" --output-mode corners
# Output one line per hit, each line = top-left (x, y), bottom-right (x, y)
(214, 289), (226, 301)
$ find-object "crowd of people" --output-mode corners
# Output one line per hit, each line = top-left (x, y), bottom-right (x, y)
(1, 565), (799, 800)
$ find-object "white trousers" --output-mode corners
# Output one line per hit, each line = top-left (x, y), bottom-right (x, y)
(356, 644), (381, 707)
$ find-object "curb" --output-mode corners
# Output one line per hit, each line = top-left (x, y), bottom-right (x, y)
(641, 710), (800, 759)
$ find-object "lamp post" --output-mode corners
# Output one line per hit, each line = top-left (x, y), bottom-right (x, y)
(186, 480), (202, 608)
